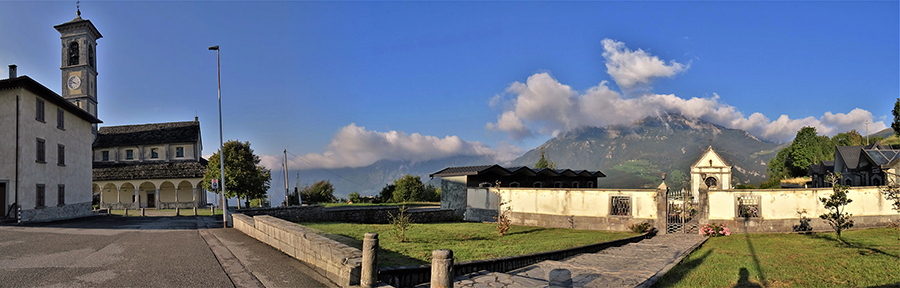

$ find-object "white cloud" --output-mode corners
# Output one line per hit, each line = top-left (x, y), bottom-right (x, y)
(486, 39), (886, 143)
(262, 124), (518, 170)
(601, 39), (687, 89)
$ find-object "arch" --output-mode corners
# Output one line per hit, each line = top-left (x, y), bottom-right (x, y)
(101, 183), (118, 204)
(704, 177), (718, 189)
(586, 181), (594, 188)
(177, 180), (194, 202)
(533, 182), (543, 188)
(554, 181), (563, 188)
(159, 181), (176, 203)
(845, 179), (852, 186)
(68, 41), (79, 66)
(509, 182), (520, 188)
(872, 177), (882, 186)
(572, 181), (580, 188)
(478, 182), (492, 188)
(120, 182), (136, 204)
(139, 182), (157, 208)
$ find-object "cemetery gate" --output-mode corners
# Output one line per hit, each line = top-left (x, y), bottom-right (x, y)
(666, 189), (699, 234)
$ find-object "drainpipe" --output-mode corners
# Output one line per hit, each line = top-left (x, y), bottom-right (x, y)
(14, 94), (19, 222)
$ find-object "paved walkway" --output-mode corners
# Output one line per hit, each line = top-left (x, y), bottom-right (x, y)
(448, 234), (707, 288)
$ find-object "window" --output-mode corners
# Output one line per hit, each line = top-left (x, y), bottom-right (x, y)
(586, 181), (594, 188)
(572, 182), (580, 188)
(68, 41), (79, 66)
(705, 177), (718, 189)
(57, 108), (65, 129)
(845, 179), (852, 186)
(36, 138), (45, 163)
(610, 196), (631, 216)
(509, 182), (520, 188)
(150, 148), (159, 159)
(57, 185), (65, 206)
(57, 144), (65, 166)
(533, 182), (543, 188)
(88, 44), (95, 69)
(36, 98), (45, 122)
(176, 147), (185, 158)
(478, 182), (492, 188)
(126, 149), (134, 160)
(737, 196), (760, 218)
(102, 151), (109, 161)
(36, 184), (45, 208)
(554, 181), (563, 188)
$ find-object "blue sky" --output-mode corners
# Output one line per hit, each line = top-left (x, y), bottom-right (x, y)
(2, 1), (898, 175)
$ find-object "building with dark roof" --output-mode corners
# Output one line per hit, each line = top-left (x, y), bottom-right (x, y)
(430, 165), (606, 217)
(92, 120), (208, 209)
(808, 143), (900, 187)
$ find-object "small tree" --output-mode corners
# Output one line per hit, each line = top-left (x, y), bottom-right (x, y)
(389, 205), (413, 242)
(534, 147), (557, 169)
(348, 192), (361, 203)
(494, 194), (512, 236)
(392, 174), (425, 203)
(820, 173), (854, 241)
(202, 140), (272, 206)
(379, 183), (395, 203)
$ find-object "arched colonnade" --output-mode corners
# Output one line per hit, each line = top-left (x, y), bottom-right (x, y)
(93, 178), (206, 209)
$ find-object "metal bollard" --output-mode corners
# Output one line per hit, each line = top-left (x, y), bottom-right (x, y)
(361, 233), (379, 288)
(431, 249), (453, 288)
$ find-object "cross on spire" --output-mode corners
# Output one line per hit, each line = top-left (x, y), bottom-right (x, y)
(76, 1), (81, 17)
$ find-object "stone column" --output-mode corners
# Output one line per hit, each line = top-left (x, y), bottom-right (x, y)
(175, 187), (179, 203)
(361, 233), (379, 288)
(134, 187), (140, 209)
(698, 188), (710, 232)
(431, 249), (453, 288)
(192, 188), (198, 207)
(655, 182), (668, 234)
(155, 189), (160, 209)
(116, 187), (121, 203)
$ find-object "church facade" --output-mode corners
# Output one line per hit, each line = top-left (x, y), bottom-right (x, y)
(0, 11), (104, 222)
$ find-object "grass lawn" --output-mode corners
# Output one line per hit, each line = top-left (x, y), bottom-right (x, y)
(654, 228), (900, 288)
(300, 222), (634, 267)
(107, 208), (222, 216)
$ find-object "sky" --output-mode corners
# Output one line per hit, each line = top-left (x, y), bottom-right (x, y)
(1, 1), (898, 197)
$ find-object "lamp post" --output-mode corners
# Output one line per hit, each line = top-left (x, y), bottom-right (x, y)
(209, 45), (227, 228)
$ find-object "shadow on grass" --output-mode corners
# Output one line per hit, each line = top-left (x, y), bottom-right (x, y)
(734, 267), (764, 288)
(652, 249), (713, 288)
(803, 232), (899, 259)
(505, 227), (549, 236)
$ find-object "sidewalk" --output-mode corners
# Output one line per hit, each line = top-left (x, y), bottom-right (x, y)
(443, 234), (707, 288)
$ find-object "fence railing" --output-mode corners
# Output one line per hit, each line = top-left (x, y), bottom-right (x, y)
(378, 229), (656, 288)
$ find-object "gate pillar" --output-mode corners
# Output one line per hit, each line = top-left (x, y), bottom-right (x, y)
(655, 182), (668, 234)
(698, 187), (710, 231)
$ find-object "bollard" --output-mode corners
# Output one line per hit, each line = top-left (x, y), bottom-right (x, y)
(176, 207), (180, 216)
(124, 208), (128, 217)
(361, 233), (379, 288)
(193, 207), (198, 216)
(211, 206), (215, 216)
(141, 208), (145, 217)
(431, 249), (453, 288)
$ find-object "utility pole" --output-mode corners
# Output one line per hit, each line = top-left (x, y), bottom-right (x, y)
(866, 120), (869, 146)
(284, 149), (289, 206)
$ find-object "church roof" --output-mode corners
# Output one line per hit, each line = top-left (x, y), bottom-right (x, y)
(835, 146), (863, 170)
(0, 75), (102, 123)
(690, 146), (731, 168)
(863, 149), (900, 167)
(94, 121), (200, 148)
(92, 159), (207, 181)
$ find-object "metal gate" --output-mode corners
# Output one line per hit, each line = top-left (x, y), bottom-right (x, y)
(666, 189), (699, 234)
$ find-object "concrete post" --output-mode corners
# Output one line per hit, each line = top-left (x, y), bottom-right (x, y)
(549, 269), (573, 288)
(193, 207), (198, 216)
(361, 233), (379, 288)
(431, 249), (453, 288)
(176, 207), (181, 216)
(211, 206), (215, 216)
(123, 208), (128, 217)
(141, 208), (145, 217)
(655, 183), (668, 235)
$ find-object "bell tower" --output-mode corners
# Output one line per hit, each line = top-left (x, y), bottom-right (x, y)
(54, 4), (102, 136)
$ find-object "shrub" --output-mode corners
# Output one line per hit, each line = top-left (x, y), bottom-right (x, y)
(701, 223), (731, 237)
(389, 205), (413, 242)
(628, 222), (653, 234)
(494, 196), (512, 236)
(820, 173), (854, 241)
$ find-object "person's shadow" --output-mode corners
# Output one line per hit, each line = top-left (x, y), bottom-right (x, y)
(733, 268), (763, 288)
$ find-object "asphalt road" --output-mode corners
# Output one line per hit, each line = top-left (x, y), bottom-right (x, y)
(0, 215), (332, 288)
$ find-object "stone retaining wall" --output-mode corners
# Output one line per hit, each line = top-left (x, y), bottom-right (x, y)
(237, 205), (457, 224)
(232, 214), (363, 287)
(21, 202), (93, 223)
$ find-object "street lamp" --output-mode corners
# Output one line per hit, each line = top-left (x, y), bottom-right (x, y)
(209, 45), (227, 228)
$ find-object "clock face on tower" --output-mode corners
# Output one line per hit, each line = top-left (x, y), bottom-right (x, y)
(67, 75), (82, 90)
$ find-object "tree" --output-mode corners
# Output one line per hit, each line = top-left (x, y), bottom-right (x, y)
(832, 130), (864, 146)
(202, 140), (272, 206)
(820, 173), (854, 241)
(300, 180), (336, 203)
(423, 183), (441, 202)
(286, 187), (302, 206)
(392, 174), (425, 203)
(379, 183), (396, 203)
(348, 192), (362, 203)
(534, 147), (557, 169)
(893, 98), (900, 136)
(786, 127), (825, 176)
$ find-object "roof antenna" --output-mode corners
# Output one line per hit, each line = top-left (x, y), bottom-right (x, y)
(76, 1), (81, 17)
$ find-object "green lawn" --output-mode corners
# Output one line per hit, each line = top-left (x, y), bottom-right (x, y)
(300, 222), (634, 267)
(654, 228), (900, 288)
(318, 202), (439, 208)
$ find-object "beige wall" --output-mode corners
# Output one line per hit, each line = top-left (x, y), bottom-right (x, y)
(473, 188), (659, 219)
(0, 88), (94, 221)
(709, 187), (900, 220)
(94, 142), (196, 162)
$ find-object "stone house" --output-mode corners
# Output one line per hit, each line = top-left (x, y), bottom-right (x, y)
(0, 67), (102, 222)
(92, 120), (208, 209)
(808, 143), (900, 188)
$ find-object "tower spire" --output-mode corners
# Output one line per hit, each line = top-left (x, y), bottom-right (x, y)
(76, 1), (81, 17)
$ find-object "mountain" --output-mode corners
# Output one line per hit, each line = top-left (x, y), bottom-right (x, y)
(286, 155), (495, 199)
(872, 128), (895, 139)
(509, 114), (783, 190)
